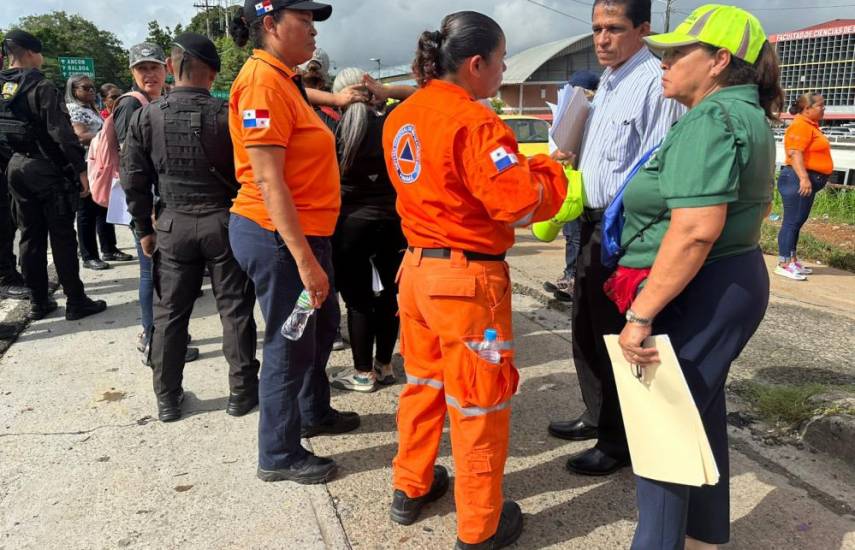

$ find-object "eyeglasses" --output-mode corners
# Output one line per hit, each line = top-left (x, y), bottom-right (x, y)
(77, 84), (95, 91)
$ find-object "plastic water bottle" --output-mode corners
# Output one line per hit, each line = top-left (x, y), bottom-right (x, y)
(281, 290), (315, 341)
(478, 329), (501, 364)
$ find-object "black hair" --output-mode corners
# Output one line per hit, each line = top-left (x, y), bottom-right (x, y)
(2, 40), (27, 64)
(100, 83), (121, 98)
(412, 11), (504, 87)
(701, 42), (785, 120)
(788, 91), (823, 116)
(230, 7), (287, 49)
(592, 0), (652, 27)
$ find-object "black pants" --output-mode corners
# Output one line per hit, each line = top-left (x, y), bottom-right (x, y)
(0, 169), (21, 284)
(332, 215), (406, 372)
(571, 218), (628, 458)
(76, 195), (118, 261)
(6, 155), (85, 303)
(151, 209), (259, 398)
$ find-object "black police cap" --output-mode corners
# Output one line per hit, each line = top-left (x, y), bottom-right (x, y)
(173, 32), (221, 72)
(3, 29), (43, 54)
(242, 0), (332, 25)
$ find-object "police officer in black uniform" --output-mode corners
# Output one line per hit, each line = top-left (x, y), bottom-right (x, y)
(121, 33), (259, 422)
(0, 30), (106, 320)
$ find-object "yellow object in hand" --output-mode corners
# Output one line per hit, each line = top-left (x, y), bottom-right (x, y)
(532, 166), (584, 242)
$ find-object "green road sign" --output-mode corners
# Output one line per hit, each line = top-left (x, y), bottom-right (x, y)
(59, 57), (95, 79)
(211, 89), (230, 100)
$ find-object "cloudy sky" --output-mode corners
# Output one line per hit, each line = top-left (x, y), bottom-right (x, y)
(1, 0), (852, 70)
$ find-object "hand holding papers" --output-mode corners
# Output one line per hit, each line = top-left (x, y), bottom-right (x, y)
(604, 334), (720, 487)
(548, 85), (591, 159)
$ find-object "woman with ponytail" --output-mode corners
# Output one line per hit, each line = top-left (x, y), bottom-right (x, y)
(226, 0), (360, 487)
(327, 67), (411, 393)
(774, 92), (833, 280)
(383, 11), (570, 549)
(617, 5), (784, 548)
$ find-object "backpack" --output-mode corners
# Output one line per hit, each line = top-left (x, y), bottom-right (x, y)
(0, 70), (45, 156)
(600, 144), (664, 270)
(88, 91), (148, 207)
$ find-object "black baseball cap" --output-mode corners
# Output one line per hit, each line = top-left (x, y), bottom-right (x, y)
(173, 32), (221, 72)
(3, 29), (43, 54)
(242, 0), (332, 24)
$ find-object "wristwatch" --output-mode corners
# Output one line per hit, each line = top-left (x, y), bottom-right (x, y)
(625, 309), (653, 326)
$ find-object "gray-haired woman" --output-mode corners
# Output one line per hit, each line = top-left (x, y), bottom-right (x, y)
(65, 74), (133, 270)
(329, 67), (413, 393)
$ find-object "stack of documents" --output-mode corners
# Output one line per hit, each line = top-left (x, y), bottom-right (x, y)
(547, 84), (590, 158)
(604, 335), (719, 487)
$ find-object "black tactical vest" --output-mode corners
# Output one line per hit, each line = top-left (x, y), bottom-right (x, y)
(0, 69), (45, 156)
(148, 92), (237, 212)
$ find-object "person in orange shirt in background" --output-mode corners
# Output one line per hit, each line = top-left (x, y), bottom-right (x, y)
(383, 12), (569, 549)
(226, 0), (360, 485)
(775, 92), (834, 281)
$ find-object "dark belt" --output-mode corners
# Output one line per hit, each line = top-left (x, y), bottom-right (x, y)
(580, 207), (605, 223)
(409, 247), (506, 262)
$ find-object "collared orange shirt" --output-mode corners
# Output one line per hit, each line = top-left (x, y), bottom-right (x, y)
(382, 79), (566, 255)
(784, 114), (833, 175)
(229, 49), (340, 235)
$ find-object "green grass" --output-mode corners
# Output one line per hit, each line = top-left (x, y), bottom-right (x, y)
(770, 182), (855, 225)
(759, 222), (855, 272)
(730, 381), (855, 428)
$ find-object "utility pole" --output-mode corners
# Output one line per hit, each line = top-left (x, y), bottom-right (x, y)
(664, 0), (675, 33)
(193, 0), (213, 38)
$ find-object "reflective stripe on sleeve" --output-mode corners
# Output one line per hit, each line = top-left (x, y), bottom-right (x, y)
(445, 394), (512, 417)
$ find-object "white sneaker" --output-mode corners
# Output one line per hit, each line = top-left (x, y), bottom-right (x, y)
(331, 368), (377, 392)
(793, 261), (813, 275)
(774, 263), (807, 281)
(374, 359), (396, 385)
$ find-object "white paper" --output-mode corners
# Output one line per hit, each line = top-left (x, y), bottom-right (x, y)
(370, 256), (384, 296)
(549, 85), (591, 159)
(105, 177), (132, 226)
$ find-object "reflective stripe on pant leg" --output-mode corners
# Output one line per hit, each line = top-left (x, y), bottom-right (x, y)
(406, 373), (444, 390)
(446, 393), (512, 417)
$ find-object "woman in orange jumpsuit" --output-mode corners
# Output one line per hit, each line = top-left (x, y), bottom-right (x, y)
(383, 11), (569, 549)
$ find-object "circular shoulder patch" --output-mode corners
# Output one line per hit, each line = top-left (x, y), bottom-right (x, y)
(391, 124), (421, 185)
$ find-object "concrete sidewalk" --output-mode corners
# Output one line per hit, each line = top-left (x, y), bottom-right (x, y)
(1, 230), (854, 549)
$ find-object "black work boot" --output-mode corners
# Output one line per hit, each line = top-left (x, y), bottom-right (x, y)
(300, 408), (360, 438)
(29, 298), (58, 320)
(65, 296), (107, 320)
(454, 500), (523, 550)
(390, 465), (450, 525)
(226, 386), (259, 417)
(157, 389), (185, 422)
(257, 453), (337, 485)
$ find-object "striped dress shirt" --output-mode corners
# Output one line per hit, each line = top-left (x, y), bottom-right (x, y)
(578, 47), (686, 208)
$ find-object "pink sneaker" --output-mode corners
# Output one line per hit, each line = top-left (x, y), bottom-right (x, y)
(793, 261), (813, 275)
(774, 263), (807, 281)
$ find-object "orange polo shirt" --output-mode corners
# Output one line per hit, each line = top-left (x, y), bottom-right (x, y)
(229, 49), (340, 235)
(382, 79), (567, 255)
(785, 114), (833, 176)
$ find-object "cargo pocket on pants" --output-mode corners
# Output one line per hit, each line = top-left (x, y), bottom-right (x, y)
(459, 338), (517, 411)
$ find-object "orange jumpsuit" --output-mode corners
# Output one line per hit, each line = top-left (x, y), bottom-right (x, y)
(382, 79), (567, 544)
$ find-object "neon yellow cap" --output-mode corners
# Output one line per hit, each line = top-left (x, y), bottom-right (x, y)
(644, 4), (767, 64)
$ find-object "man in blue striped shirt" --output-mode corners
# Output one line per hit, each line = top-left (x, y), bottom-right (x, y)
(547, 0), (685, 476)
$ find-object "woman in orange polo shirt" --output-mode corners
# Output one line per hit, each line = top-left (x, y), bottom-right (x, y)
(227, 0), (359, 485)
(383, 12), (568, 548)
(776, 92), (833, 280)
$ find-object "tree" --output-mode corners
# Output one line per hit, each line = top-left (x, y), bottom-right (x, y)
(187, 6), (230, 40)
(146, 20), (184, 55)
(7, 11), (130, 89)
(212, 35), (249, 93)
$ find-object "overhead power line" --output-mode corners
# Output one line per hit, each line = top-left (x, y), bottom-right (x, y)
(523, 0), (592, 25)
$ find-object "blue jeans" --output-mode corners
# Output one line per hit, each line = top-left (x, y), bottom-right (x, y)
(776, 166), (827, 262)
(229, 214), (339, 469)
(133, 230), (154, 337)
(563, 220), (581, 279)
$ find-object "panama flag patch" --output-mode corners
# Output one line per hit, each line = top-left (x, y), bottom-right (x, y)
(255, 0), (274, 16)
(242, 109), (270, 129)
(490, 146), (518, 173)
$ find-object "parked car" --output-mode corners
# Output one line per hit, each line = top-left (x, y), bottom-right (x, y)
(499, 115), (551, 157)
